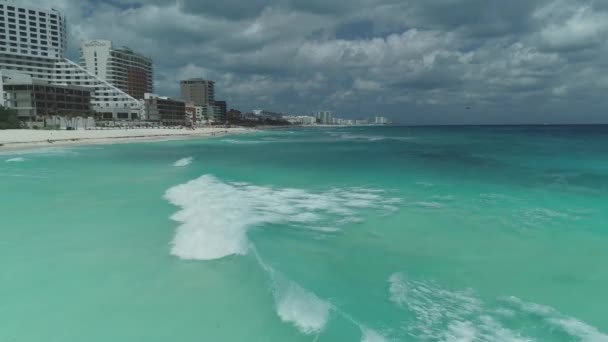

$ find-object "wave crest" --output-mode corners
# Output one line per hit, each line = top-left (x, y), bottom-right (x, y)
(276, 281), (331, 335)
(172, 157), (193, 167)
(164, 175), (399, 260)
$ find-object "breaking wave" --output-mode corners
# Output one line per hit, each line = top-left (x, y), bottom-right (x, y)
(329, 132), (413, 142)
(388, 272), (608, 341)
(275, 276), (332, 335)
(361, 328), (388, 342)
(164, 175), (399, 260)
(252, 247), (332, 336)
(253, 248), (388, 340)
(5, 157), (26, 162)
(221, 139), (265, 144)
(172, 157), (193, 167)
(164, 175), (401, 338)
(503, 296), (608, 342)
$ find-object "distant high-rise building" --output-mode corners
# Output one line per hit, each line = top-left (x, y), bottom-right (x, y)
(313, 111), (333, 124)
(214, 100), (227, 122)
(226, 109), (242, 122)
(180, 78), (215, 106)
(374, 116), (391, 125)
(80, 40), (153, 100)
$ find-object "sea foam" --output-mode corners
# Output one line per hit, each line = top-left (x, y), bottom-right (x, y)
(389, 272), (608, 342)
(252, 248), (332, 336)
(164, 175), (399, 260)
(505, 296), (608, 342)
(388, 272), (529, 341)
(360, 328), (387, 342)
(165, 175), (401, 336)
(254, 249), (386, 339)
(5, 157), (26, 162)
(275, 281), (331, 335)
(221, 139), (264, 144)
(172, 157), (193, 167)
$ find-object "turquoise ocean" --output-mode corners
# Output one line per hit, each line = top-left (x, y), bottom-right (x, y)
(1, 126), (607, 341)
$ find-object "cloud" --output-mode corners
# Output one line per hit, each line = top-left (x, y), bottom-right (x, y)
(17, 0), (608, 123)
(535, 3), (608, 51)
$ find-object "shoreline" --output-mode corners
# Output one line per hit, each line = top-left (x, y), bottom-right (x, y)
(0, 127), (257, 152)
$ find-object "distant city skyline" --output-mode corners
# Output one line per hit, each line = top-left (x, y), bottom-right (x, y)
(19, 0), (608, 124)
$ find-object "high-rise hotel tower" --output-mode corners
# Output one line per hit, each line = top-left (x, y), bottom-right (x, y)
(0, 1), (143, 120)
(80, 40), (153, 100)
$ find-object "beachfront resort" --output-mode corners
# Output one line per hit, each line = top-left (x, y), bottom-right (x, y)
(0, 0), (392, 137)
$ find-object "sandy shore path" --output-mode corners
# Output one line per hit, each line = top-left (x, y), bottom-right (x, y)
(0, 127), (254, 152)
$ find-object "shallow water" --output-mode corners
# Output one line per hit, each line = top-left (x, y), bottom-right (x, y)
(1, 126), (607, 341)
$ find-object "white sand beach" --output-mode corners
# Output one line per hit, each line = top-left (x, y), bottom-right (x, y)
(0, 127), (254, 151)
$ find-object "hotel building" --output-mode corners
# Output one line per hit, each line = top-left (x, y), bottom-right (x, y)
(0, 1), (142, 120)
(3, 74), (91, 119)
(180, 78), (215, 106)
(80, 40), (153, 100)
(143, 93), (186, 126)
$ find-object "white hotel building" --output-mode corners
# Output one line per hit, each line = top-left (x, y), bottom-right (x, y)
(80, 40), (153, 100)
(0, 1), (142, 120)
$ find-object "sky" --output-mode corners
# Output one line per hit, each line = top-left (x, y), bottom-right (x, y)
(22, 0), (608, 124)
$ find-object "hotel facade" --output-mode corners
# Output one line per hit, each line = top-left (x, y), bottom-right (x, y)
(80, 40), (153, 100)
(0, 1), (142, 120)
